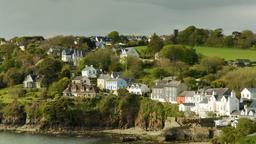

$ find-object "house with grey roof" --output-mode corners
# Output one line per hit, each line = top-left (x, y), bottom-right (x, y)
(23, 74), (41, 89)
(72, 76), (91, 85)
(127, 83), (150, 95)
(151, 78), (187, 103)
(63, 82), (97, 98)
(61, 48), (86, 66)
(192, 90), (239, 117)
(97, 72), (127, 91)
(81, 65), (97, 78)
(120, 47), (140, 59)
(241, 88), (256, 100)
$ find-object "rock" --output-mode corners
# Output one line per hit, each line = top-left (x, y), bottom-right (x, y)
(120, 136), (140, 142)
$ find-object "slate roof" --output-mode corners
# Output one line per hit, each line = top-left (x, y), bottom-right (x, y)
(182, 103), (195, 107)
(179, 91), (195, 97)
(205, 88), (230, 96)
(153, 80), (182, 88)
(246, 88), (256, 94)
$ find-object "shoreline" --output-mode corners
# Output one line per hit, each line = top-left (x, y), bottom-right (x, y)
(0, 124), (211, 143)
(0, 124), (162, 143)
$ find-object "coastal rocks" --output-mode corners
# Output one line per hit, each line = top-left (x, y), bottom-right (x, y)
(164, 127), (213, 142)
(2, 102), (26, 126)
(135, 112), (165, 131)
(120, 136), (140, 142)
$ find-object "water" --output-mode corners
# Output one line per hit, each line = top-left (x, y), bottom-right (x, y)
(0, 132), (115, 144)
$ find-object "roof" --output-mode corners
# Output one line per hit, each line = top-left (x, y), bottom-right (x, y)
(63, 83), (97, 94)
(153, 80), (182, 88)
(121, 47), (139, 57)
(179, 91), (195, 97)
(199, 98), (208, 104)
(245, 88), (256, 94)
(205, 88), (230, 96)
(250, 100), (256, 108)
(111, 72), (122, 78)
(98, 74), (111, 80)
(82, 65), (96, 71)
(182, 103), (195, 107)
(24, 74), (39, 82)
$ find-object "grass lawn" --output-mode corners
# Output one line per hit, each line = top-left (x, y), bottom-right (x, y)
(135, 46), (147, 58)
(195, 46), (256, 61)
(135, 46), (256, 61)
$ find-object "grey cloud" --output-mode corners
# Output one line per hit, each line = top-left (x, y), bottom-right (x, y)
(0, 0), (255, 38)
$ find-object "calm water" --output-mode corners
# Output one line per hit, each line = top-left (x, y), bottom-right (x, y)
(0, 132), (115, 144)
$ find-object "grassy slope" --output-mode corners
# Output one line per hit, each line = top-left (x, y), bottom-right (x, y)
(195, 46), (256, 61)
(0, 85), (41, 104)
(135, 46), (147, 58)
(135, 46), (256, 61)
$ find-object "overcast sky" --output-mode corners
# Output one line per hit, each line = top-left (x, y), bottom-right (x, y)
(0, 0), (256, 38)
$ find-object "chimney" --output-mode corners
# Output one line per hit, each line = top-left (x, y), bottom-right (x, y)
(212, 90), (217, 96)
(231, 90), (236, 98)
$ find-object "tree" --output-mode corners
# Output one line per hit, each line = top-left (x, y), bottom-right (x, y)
(147, 33), (164, 56)
(159, 45), (198, 65)
(3, 68), (24, 86)
(199, 57), (224, 73)
(48, 77), (70, 98)
(184, 77), (197, 90)
(108, 31), (120, 44)
(206, 28), (224, 47)
(36, 58), (63, 87)
(122, 56), (143, 78)
(79, 48), (118, 72)
(236, 30), (255, 48)
(222, 68), (256, 94)
(223, 35), (234, 47)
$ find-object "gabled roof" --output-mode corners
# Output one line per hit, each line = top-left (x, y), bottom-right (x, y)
(24, 74), (39, 82)
(82, 65), (96, 71)
(245, 88), (256, 94)
(121, 47), (139, 57)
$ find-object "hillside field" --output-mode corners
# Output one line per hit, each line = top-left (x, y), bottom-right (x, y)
(195, 46), (256, 61)
(135, 46), (256, 61)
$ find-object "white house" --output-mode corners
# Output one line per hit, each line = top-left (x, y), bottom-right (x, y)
(127, 83), (150, 95)
(179, 103), (195, 112)
(82, 65), (97, 78)
(241, 88), (256, 100)
(192, 90), (239, 117)
(23, 74), (41, 89)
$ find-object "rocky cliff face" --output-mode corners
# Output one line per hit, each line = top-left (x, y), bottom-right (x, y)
(0, 96), (166, 131)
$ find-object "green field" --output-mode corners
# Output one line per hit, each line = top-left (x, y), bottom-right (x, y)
(195, 46), (256, 61)
(135, 46), (148, 58)
(135, 46), (256, 61)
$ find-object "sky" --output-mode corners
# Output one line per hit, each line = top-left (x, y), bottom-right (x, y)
(0, 0), (256, 39)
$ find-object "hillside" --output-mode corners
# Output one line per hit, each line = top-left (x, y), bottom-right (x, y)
(135, 46), (256, 61)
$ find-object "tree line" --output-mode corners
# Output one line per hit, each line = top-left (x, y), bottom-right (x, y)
(165, 25), (256, 49)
